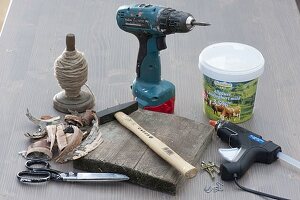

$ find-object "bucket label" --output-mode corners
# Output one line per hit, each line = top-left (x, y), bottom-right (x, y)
(203, 75), (258, 123)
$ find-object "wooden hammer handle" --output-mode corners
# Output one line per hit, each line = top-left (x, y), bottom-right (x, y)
(114, 112), (198, 178)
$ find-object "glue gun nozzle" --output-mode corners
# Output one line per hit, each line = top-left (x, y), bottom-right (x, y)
(209, 120), (217, 127)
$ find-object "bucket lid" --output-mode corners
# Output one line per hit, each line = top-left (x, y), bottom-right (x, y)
(199, 42), (265, 82)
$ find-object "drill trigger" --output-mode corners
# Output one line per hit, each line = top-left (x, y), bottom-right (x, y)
(156, 36), (167, 51)
(135, 33), (150, 78)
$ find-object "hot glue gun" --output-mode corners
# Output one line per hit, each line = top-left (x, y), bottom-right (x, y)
(210, 120), (300, 181)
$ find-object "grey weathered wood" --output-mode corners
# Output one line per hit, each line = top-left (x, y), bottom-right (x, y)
(73, 109), (213, 194)
(0, 0), (300, 199)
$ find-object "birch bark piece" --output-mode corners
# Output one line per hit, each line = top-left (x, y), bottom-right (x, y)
(55, 125), (83, 163)
(56, 124), (67, 151)
(26, 138), (53, 160)
(24, 128), (47, 139)
(46, 125), (57, 151)
(25, 109), (61, 139)
(60, 114), (103, 162)
(26, 108), (60, 126)
(64, 115), (83, 127)
(81, 110), (95, 126)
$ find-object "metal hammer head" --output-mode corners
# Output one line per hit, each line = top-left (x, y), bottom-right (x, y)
(96, 101), (138, 125)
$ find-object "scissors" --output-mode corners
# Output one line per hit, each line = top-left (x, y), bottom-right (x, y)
(17, 160), (129, 183)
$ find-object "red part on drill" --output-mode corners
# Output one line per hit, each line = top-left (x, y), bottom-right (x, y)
(144, 97), (175, 114)
(209, 120), (217, 127)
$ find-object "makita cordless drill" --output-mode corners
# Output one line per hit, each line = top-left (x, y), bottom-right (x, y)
(116, 4), (209, 113)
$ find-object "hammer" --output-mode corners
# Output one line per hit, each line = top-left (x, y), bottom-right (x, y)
(96, 101), (198, 178)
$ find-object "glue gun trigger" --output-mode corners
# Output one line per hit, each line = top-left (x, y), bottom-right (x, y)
(218, 148), (246, 162)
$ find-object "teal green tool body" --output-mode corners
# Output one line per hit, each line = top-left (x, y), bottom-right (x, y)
(116, 4), (209, 113)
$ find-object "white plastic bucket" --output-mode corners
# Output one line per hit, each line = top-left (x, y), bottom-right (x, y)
(199, 42), (264, 123)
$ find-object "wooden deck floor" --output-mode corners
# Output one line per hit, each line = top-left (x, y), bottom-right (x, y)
(0, 1), (300, 200)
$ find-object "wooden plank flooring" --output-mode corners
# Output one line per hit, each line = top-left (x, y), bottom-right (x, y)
(0, 0), (300, 200)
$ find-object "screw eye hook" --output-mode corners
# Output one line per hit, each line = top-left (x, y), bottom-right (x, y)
(204, 185), (212, 193)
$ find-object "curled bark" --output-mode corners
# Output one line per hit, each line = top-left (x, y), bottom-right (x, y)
(46, 125), (57, 151)
(26, 108), (60, 126)
(25, 138), (53, 160)
(25, 109), (61, 139)
(81, 110), (95, 126)
(64, 115), (83, 127)
(56, 124), (67, 151)
(23, 109), (102, 163)
(59, 114), (103, 162)
(55, 125), (83, 163)
(24, 128), (47, 139)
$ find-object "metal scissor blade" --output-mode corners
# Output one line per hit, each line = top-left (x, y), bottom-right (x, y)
(61, 172), (129, 182)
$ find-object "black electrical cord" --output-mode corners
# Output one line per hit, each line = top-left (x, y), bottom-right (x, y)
(233, 174), (290, 200)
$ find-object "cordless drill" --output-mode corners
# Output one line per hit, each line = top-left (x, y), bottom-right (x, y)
(116, 4), (209, 113)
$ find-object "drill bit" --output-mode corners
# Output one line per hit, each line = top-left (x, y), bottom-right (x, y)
(192, 21), (210, 26)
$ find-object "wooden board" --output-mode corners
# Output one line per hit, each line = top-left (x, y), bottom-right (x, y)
(74, 109), (213, 194)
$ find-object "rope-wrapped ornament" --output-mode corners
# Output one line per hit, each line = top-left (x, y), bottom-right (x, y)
(53, 34), (95, 113)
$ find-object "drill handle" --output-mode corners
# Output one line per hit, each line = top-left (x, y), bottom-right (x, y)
(135, 34), (166, 82)
(136, 34), (149, 78)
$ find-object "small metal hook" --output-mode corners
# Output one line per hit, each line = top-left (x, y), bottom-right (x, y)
(204, 185), (212, 193)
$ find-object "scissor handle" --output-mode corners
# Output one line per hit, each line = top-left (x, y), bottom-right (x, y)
(17, 171), (51, 183)
(25, 159), (50, 171)
(24, 159), (62, 180)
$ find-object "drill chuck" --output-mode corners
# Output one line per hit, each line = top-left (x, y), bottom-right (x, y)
(158, 8), (210, 34)
(158, 9), (194, 34)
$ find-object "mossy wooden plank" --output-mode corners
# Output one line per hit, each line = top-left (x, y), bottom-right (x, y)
(73, 109), (213, 194)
